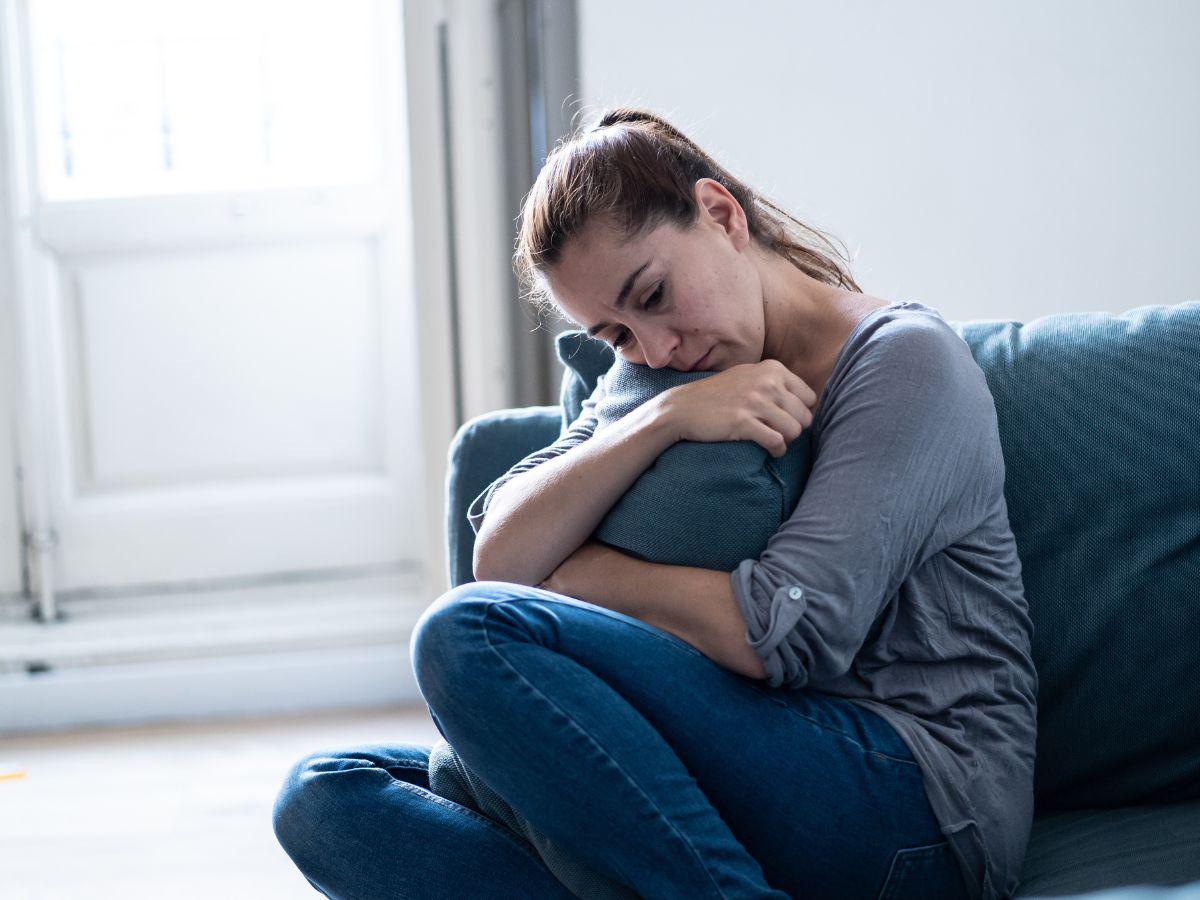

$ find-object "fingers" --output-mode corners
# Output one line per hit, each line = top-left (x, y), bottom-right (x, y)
(758, 405), (805, 453)
(761, 374), (812, 432)
(781, 367), (818, 408)
(748, 419), (790, 458)
(778, 391), (814, 430)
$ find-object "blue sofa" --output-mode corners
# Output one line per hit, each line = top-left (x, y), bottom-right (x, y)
(442, 301), (1200, 899)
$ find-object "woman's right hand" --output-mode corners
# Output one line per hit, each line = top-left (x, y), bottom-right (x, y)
(655, 359), (818, 458)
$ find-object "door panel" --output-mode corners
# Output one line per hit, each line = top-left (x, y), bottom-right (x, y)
(6, 0), (426, 595)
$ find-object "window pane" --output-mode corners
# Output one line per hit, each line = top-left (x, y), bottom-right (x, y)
(30, 0), (384, 200)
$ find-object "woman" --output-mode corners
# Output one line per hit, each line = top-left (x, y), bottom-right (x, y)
(272, 108), (1038, 900)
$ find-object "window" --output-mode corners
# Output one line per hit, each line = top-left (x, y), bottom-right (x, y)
(29, 0), (382, 200)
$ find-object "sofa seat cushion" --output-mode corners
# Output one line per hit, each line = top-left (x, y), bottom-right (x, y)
(1015, 802), (1200, 898)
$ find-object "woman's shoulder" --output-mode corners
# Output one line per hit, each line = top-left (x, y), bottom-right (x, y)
(841, 299), (973, 377)
(813, 299), (994, 440)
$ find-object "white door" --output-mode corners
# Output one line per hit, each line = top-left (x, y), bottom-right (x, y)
(4, 0), (426, 611)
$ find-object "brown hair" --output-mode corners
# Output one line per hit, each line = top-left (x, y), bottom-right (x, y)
(514, 106), (861, 322)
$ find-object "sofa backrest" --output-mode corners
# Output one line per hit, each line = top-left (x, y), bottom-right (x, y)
(953, 301), (1200, 811)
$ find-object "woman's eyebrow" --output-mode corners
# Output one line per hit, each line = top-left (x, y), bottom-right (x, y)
(586, 260), (651, 338)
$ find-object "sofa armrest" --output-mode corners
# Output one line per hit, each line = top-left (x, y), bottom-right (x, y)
(445, 406), (563, 589)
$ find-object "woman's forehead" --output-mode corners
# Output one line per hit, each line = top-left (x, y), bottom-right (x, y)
(552, 224), (700, 338)
(550, 242), (659, 333)
(552, 221), (676, 292)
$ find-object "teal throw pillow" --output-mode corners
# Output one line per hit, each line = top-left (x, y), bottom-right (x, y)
(553, 330), (813, 571)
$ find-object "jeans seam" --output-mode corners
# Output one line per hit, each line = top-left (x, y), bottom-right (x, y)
(747, 686), (920, 767)
(402, 779), (555, 869)
(481, 597), (731, 900)
(384, 756), (431, 772)
(879, 841), (952, 900)
(324, 748), (431, 771)
(868, 750), (921, 767)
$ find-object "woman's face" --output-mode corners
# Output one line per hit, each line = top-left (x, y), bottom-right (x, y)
(544, 181), (767, 371)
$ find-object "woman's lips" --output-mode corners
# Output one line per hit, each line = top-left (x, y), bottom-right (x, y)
(687, 346), (714, 371)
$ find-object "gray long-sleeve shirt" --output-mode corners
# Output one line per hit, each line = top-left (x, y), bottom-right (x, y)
(467, 300), (1039, 900)
(729, 301), (1037, 900)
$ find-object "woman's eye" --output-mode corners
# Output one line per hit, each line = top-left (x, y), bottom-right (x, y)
(612, 283), (665, 349)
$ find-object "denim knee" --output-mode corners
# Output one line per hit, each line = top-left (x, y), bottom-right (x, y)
(272, 753), (316, 863)
(272, 749), (367, 869)
(410, 582), (508, 701)
(273, 751), (343, 860)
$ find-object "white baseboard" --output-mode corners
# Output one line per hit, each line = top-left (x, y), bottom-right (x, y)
(0, 641), (427, 736)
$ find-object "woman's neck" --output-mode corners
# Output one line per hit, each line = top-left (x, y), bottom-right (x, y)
(755, 246), (890, 400)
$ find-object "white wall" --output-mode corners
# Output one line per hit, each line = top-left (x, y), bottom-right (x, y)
(578, 0), (1199, 324)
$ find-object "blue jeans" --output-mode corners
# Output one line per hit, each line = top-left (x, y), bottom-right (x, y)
(273, 582), (972, 899)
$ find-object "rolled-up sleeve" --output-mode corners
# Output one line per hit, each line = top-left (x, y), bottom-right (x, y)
(466, 377), (606, 536)
(730, 320), (999, 690)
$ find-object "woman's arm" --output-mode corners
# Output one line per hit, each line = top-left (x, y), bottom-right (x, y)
(472, 359), (811, 588)
(538, 540), (768, 681)
(473, 396), (678, 587)
(731, 320), (1000, 689)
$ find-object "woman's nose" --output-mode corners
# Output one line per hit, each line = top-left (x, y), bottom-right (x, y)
(641, 332), (680, 369)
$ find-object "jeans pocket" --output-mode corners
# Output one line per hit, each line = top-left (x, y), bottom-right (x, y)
(876, 840), (965, 900)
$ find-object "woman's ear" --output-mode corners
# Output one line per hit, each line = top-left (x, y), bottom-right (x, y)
(693, 178), (749, 250)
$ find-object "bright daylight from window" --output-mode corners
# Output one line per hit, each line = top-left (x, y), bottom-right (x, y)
(28, 0), (382, 200)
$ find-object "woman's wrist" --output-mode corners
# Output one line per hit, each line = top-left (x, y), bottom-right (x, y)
(628, 393), (681, 452)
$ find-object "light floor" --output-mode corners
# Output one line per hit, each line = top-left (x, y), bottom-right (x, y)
(0, 703), (444, 899)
